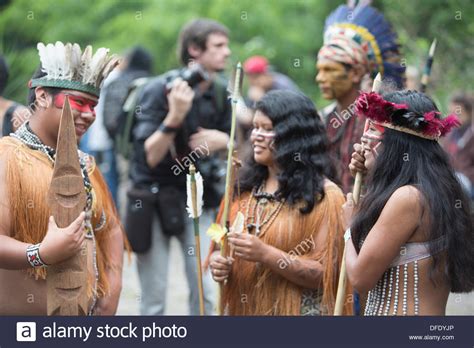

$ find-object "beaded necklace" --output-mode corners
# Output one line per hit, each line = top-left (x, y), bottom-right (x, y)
(12, 122), (99, 315)
(244, 182), (284, 237)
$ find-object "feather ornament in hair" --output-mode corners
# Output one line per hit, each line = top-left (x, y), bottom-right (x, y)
(37, 42), (59, 79)
(97, 55), (120, 87)
(440, 114), (460, 136)
(80, 45), (93, 85)
(83, 47), (108, 86)
(70, 43), (83, 80)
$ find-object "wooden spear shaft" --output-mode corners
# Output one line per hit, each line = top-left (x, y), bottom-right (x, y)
(420, 39), (437, 93)
(334, 73), (382, 315)
(47, 97), (88, 316)
(189, 164), (205, 315)
(219, 62), (243, 315)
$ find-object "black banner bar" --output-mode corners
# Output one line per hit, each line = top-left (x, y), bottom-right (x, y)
(1, 316), (471, 347)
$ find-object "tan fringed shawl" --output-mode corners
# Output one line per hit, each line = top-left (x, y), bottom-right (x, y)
(0, 136), (119, 298)
(220, 184), (353, 315)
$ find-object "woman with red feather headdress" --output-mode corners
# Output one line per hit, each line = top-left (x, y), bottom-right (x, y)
(343, 90), (473, 315)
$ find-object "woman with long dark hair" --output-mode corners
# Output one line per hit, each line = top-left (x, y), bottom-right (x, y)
(344, 90), (473, 315)
(208, 90), (351, 315)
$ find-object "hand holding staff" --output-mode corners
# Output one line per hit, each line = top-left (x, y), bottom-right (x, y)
(334, 73), (382, 315)
(219, 62), (243, 314)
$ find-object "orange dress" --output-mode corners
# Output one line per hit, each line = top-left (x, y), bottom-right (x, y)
(0, 136), (120, 299)
(218, 183), (353, 315)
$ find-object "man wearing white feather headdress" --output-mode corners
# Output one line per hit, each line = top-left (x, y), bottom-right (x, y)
(0, 41), (126, 315)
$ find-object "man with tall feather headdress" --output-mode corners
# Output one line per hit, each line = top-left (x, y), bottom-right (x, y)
(0, 41), (125, 315)
(315, 0), (405, 193)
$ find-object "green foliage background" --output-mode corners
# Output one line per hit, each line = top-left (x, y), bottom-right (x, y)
(1, 0), (472, 112)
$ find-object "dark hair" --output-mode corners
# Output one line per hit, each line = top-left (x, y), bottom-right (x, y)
(125, 46), (153, 73)
(238, 90), (337, 214)
(351, 90), (473, 292)
(177, 18), (229, 66)
(27, 65), (61, 110)
(0, 55), (9, 96)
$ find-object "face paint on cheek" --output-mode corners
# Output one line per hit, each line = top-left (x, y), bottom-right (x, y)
(332, 70), (349, 81)
(362, 123), (384, 157)
(54, 93), (97, 115)
(326, 71), (353, 99)
(372, 142), (382, 158)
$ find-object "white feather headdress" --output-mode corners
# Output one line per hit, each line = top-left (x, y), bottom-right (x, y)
(31, 41), (120, 97)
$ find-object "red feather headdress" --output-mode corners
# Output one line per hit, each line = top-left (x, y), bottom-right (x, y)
(355, 92), (460, 140)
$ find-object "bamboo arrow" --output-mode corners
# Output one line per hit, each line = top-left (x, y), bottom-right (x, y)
(187, 164), (205, 315)
(46, 97), (88, 316)
(218, 62), (243, 315)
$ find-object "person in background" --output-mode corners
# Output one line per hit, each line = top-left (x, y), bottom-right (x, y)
(128, 18), (231, 315)
(443, 91), (473, 199)
(315, 2), (405, 193)
(243, 55), (299, 105)
(236, 56), (300, 153)
(0, 55), (30, 137)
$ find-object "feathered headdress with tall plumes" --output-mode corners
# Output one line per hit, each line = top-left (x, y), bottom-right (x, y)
(30, 42), (120, 97)
(322, 0), (405, 88)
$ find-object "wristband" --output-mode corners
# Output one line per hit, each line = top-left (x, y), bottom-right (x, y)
(158, 123), (180, 134)
(26, 243), (48, 268)
(344, 228), (352, 242)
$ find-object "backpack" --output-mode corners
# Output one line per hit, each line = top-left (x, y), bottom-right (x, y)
(114, 77), (150, 158)
(115, 71), (228, 159)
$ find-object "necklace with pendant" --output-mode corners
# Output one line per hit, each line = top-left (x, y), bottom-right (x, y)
(245, 181), (284, 237)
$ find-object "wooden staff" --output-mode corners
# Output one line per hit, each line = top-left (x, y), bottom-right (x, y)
(187, 164), (205, 315)
(219, 62), (243, 315)
(334, 73), (382, 315)
(46, 97), (88, 315)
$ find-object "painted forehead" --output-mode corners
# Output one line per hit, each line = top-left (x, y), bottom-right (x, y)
(61, 89), (98, 101)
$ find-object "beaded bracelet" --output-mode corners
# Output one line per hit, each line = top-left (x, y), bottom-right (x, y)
(26, 243), (48, 268)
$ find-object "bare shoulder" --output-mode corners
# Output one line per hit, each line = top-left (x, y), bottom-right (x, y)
(379, 185), (423, 229)
(387, 185), (423, 209)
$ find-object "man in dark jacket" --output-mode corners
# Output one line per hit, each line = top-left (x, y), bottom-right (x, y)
(128, 18), (231, 315)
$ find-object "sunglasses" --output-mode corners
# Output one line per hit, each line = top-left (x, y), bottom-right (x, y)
(54, 93), (98, 115)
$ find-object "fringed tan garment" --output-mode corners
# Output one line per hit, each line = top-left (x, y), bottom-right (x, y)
(219, 184), (353, 315)
(0, 136), (120, 298)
